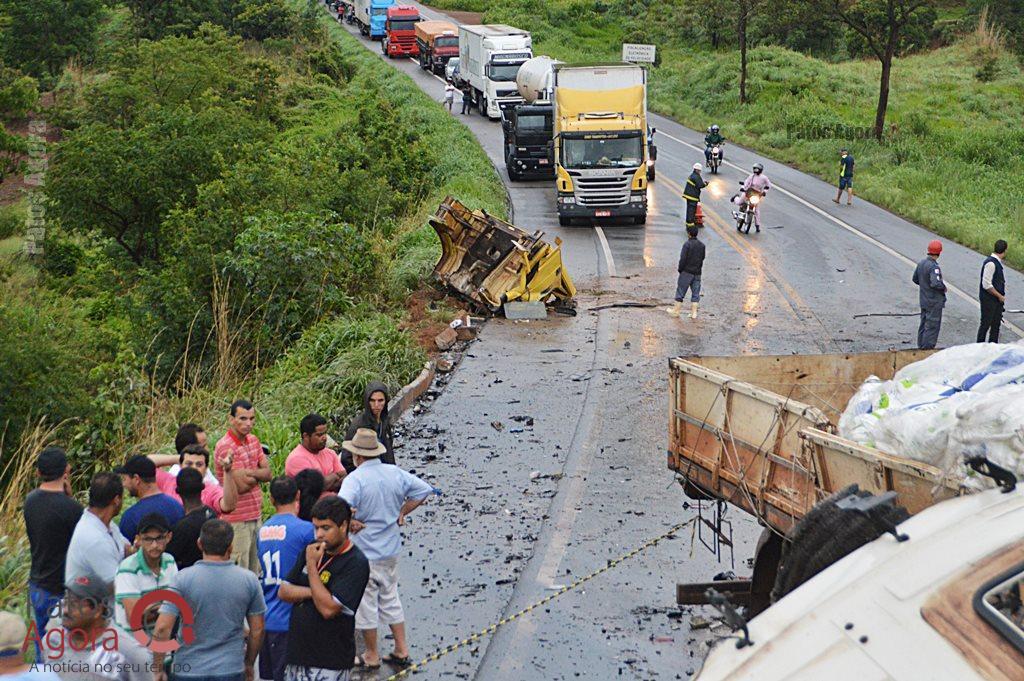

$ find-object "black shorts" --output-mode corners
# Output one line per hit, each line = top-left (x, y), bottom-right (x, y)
(839, 177), (853, 190)
(259, 631), (289, 681)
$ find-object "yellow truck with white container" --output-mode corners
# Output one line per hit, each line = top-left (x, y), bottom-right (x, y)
(552, 63), (650, 226)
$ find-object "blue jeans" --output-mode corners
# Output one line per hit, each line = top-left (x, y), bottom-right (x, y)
(675, 272), (702, 303)
(29, 583), (62, 660)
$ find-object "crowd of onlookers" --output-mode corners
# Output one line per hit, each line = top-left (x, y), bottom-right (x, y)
(3, 381), (436, 681)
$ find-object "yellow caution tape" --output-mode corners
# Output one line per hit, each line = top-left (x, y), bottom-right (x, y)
(386, 518), (697, 680)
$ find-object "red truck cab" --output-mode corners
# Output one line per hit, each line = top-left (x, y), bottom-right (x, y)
(383, 5), (420, 58)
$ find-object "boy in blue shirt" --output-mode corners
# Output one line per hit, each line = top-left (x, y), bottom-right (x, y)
(257, 476), (315, 681)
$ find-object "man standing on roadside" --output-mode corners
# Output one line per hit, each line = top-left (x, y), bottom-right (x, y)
(45, 570), (151, 681)
(978, 239), (1008, 343)
(340, 429), (433, 670)
(23, 447), (82, 658)
(150, 445), (238, 514)
(116, 455), (184, 542)
(667, 225), (706, 320)
(913, 240), (947, 350)
(682, 163), (707, 229)
(152, 519), (266, 681)
(115, 514), (177, 631)
(833, 148), (854, 206)
(278, 496), (369, 681)
(285, 414), (345, 497)
(65, 472), (131, 587)
(442, 81), (455, 111)
(166, 468), (218, 570)
(343, 382), (396, 471)
(460, 84), (473, 115)
(257, 477), (315, 681)
(215, 399), (272, 573)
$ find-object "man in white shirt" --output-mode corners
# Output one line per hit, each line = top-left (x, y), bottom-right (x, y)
(978, 239), (1008, 343)
(65, 472), (131, 590)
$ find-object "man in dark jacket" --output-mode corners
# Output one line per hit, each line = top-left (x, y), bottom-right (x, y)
(668, 225), (706, 319)
(343, 381), (395, 472)
(912, 240), (947, 349)
(682, 163), (707, 229)
(978, 239), (1008, 343)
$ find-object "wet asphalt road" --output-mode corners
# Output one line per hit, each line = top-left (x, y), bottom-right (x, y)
(326, 5), (1024, 680)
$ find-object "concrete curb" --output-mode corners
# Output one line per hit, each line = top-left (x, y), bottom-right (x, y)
(388, 360), (437, 420)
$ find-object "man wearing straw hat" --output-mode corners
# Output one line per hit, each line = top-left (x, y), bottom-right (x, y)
(339, 429), (434, 671)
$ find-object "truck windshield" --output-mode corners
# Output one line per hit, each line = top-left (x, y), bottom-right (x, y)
(371, 7), (387, 15)
(517, 115), (549, 133)
(435, 36), (458, 48)
(486, 63), (523, 81)
(389, 20), (417, 30)
(562, 135), (643, 169)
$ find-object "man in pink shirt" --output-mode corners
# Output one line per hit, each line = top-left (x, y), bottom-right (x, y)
(215, 399), (272, 574)
(285, 413), (345, 497)
(149, 445), (238, 516)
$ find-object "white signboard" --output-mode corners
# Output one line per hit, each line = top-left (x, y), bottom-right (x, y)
(622, 43), (656, 64)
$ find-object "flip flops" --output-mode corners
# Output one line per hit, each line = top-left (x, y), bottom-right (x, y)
(383, 653), (413, 668)
(353, 655), (381, 669)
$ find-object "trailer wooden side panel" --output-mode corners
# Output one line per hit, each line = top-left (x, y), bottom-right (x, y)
(668, 351), (958, 535)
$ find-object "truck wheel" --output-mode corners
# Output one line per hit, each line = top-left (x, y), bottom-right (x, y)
(634, 213), (647, 226)
(508, 167), (519, 182)
(479, 97), (488, 117)
(559, 215), (571, 226)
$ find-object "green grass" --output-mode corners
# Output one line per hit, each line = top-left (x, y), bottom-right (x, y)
(430, 0), (1024, 268)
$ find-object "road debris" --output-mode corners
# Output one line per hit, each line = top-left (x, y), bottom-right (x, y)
(435, 327), (458, 350)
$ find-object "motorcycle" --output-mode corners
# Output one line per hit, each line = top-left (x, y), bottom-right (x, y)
(732, 182), (763, 234)
(709, 143), (723, 174)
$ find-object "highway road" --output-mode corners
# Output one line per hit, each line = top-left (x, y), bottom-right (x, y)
(325, 4), (1024, 680)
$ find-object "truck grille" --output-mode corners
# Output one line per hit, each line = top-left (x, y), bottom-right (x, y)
(496, 90), (518, 98)
(571, 171), (633, 207)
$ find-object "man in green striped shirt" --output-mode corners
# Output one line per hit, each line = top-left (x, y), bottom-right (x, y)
(114, 512), (177, 631)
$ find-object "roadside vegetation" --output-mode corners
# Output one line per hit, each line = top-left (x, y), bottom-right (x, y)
(0, 0), (506, 554)
(429, 0), (1024, 268)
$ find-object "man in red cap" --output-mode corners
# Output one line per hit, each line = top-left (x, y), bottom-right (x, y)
(912, 240), (947, 349)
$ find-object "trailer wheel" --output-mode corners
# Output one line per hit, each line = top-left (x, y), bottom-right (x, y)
(771, 484), (909, 603)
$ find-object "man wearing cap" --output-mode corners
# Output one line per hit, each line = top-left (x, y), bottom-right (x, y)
(682, 163), (707, 229)
(913, 240), (947, 349)
(115, 455), (184, 543)
(66, 472), (132, 588)
(23, 447), (82, 659)
(339, 429), (434, 669)
(0, 611), (60, 679)
(114, 513), (177, 632)
(44, 570), (151, 680)
(214, 399), (272, 574)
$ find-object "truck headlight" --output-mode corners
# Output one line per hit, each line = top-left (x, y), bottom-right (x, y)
(559, 196), (575, 205)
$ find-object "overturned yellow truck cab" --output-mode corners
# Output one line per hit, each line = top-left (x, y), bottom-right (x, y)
(430, 196), (576, 315)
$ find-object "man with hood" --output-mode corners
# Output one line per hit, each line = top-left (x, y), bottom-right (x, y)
(343, 381), (396, 472)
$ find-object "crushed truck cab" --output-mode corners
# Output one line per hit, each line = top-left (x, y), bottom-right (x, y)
(429, 196), (575, 315)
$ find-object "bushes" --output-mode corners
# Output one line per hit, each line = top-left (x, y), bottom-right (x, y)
(0, 202), (24, 240)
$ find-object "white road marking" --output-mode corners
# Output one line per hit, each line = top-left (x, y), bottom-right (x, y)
(658, 129), (1024, 337)
(594, 226), (617, 278)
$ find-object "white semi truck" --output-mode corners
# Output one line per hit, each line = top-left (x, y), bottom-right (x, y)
(458, 24), (532, 120)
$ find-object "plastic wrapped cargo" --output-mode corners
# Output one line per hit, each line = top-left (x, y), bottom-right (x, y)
(839, 342), (1024, 489)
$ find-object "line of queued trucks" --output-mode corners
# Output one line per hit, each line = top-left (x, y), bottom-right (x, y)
(325, 0), (658, 226)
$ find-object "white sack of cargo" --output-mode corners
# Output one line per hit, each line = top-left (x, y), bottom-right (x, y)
(838, 342), (1024, 489)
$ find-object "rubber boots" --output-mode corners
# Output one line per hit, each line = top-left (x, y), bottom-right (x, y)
(690, 302), (699, 319)
(666, 301), (681, 317)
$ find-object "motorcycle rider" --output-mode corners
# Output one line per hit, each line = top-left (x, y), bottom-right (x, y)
(739, 162), (771, 233)
(682, 162), (707, 229)
(704, 125), (725, 164)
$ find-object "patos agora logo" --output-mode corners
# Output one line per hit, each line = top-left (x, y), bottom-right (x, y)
(26, 585), (195, 657)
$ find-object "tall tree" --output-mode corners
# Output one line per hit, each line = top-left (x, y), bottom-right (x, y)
(738, 0), (764, 104)
(0, 64), (37, 182)
(0, 0), (104, 79)
(820, 0), (936, 139)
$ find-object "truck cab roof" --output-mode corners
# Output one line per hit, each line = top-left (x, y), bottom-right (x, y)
(696, 485), (1024, 680)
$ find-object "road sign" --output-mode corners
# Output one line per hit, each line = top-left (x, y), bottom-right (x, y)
(622, 43), (656, 64)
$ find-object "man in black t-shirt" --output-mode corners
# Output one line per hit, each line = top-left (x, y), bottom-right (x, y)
(279, 496), (369, 680)
(23, 447), (83, 659)
(166, 468), (216, 569)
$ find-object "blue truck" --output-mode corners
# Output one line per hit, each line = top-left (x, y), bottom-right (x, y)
(355, 0), (394, 40)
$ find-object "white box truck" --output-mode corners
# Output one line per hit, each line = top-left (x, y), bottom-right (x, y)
(458, 25), (532, 120)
